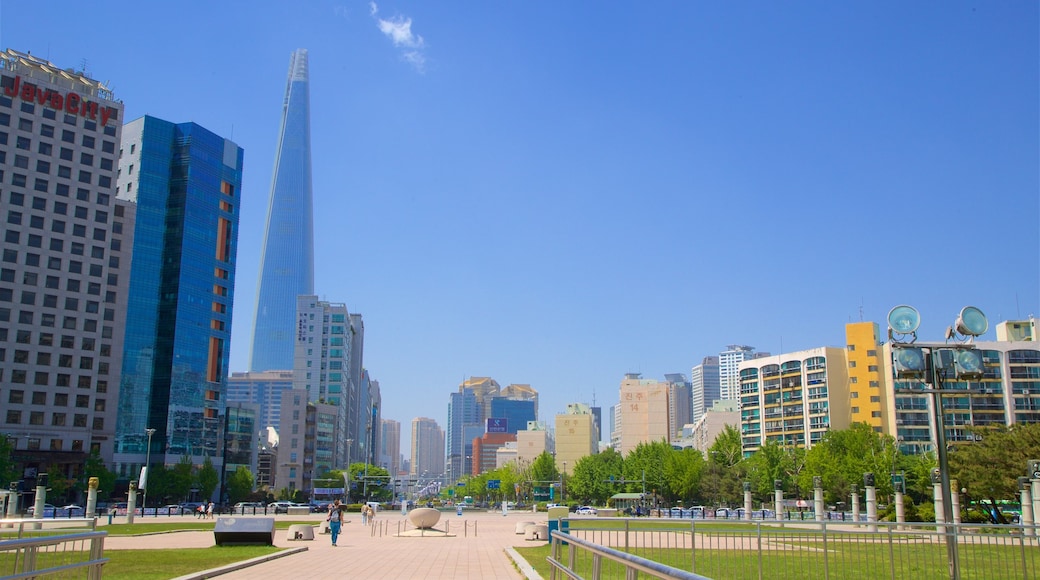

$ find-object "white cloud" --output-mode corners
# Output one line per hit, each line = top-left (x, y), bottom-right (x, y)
(369, 2), (427, 72)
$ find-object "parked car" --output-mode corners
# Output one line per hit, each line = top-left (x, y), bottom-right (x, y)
(576, 506), (597, 515)
(715, 507), (732, 518)
(160, 504), (183, 515)
(27, 503), (56, 515)
(234, 501), (264, 511)
(268, 501), (295, 514)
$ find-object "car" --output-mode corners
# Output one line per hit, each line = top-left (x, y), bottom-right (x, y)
(715, 508), (731, 518)
(234, 501), (264, 511)
(267, 501), (295, 514)
(27, 503), (56, 515)
(576, 506), (597, 515)
(160, 504), (183, 515)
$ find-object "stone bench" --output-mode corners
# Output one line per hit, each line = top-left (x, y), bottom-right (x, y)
(524, 523), (548, 541)
(287, 524), (314, 540)
(515, 521), (537, 534)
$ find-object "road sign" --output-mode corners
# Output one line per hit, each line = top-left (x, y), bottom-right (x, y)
(487, 479), (501, 490)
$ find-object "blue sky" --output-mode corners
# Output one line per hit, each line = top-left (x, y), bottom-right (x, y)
(6, 2), (1037, 452)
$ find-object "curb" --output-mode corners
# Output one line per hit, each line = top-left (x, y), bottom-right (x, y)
(170, 546), (309, 580)
(505, 546), (543, 580)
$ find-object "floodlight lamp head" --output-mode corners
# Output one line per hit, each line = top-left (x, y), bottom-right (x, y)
(887, 305), (920, 340)
(955, 306), (988, 338)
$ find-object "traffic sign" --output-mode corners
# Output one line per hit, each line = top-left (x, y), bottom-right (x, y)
(487, 479), (501, 490)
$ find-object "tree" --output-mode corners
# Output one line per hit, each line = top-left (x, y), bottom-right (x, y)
(197, 457), (219, 501)
(623, 440), (671, 503)
(800, 423), (899, 504)
(0, 435), (17, 488)
(45, 464), (73, 504)
(76, 451), (116, 501)
(167, 456), (194, 502)
(744, 440), (804, 501)
(568, 449), (625, 505)
(949, 423), (1040, 523)
(226, 466), (254, 504)
(662, 447), (704, 504)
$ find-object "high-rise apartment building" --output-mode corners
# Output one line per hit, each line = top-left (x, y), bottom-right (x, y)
(737, 347), (850, 454)
(845, 322), (886, 432)
(516, 421), (551, 465)
(380, 418), (401, 475)
(293, 295), (356, 467)
(690, 356), (720, 424)
(249, 49), (314, 372)
(617, 374), (671, 455)
(227, 370), (294, 432)
(114, 115), (242, 481)
(885, 337), (1040, 455)
(720, 345), (763, 401)
(554, 403), (597, 474)
(410, 417), (445, 477)
(0, 50), (127, 482)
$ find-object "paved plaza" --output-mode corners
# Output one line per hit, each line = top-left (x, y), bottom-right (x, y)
(101, 509), (546, 579)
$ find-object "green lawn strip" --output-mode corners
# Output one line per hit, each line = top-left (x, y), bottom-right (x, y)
(102, 546), (284, 579)
(102, 520), (318, 535)
(516, 540), (1033, 580)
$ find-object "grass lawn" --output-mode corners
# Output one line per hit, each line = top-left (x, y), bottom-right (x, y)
(101, 547), (284, 579)
(102, 520), (318, 535)
(515, 537), (1036, 580)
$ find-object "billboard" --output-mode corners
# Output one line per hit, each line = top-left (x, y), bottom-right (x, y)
(487, 417), (507, 433)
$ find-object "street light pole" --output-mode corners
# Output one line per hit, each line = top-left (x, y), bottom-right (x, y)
(143, 428), (156, 513)
(344, 438), (353, 503)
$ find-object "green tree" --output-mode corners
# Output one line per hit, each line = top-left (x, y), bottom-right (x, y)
(568, 449), (624, 505)
(800, 423), (900, 504)
(950, 423), (1040, 523)
(167, 456), (194, 502)
(76, 451), (116, 501)
(0, 435), (17, 488)
(226, 466), (254, 504)
(662, 447), (704, 504)
(623, 440), (671, 503)
(744, 440), (804, 502)
(196, 457), (219, 501)
(528, 452), (559, 503)
(45, 465), (73, 504)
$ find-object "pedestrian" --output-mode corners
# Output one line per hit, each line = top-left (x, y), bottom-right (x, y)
(196, 504), (205, 519)
(206, 501), (214, 519)
(327, 500), (344, 547)
(361, 504), (369, 526)
(368, 503), (376, 525)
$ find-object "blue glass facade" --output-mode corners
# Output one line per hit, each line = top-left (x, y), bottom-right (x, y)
(489, 398), (536, 435)
(115, 116), (243, 476)
(250, 48), (314, 371)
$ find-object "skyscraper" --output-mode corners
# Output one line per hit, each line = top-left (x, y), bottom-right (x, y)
(115, 115), (243, 479)
(690, 356), (720, 424)
(0, 49), (127, 481)
(410, 417), (445, 477)
(249, 49), (314, 372)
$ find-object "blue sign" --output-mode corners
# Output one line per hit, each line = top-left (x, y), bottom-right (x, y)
(487, 479), (501, 489)
(487, 418), (507, 433)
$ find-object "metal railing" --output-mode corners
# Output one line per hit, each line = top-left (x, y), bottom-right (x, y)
(555, 518), (1040, 580)
(0, 519), (106, 579)
(549, 529), (714, 580)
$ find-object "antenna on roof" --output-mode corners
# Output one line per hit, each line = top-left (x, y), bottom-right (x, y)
(79, 58), (89, 77)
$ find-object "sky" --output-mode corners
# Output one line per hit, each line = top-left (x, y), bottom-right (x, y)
(5, 1), (1037, 455)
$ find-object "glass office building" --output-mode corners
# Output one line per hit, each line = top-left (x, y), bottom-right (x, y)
(114, 116), (243, 479)
(249, 48), (314, 372)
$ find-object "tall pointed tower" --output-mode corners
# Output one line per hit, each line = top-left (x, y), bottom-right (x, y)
(249, 49), (315, 371)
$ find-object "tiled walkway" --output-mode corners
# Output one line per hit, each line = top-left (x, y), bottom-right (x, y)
(102, 509), (547, 579)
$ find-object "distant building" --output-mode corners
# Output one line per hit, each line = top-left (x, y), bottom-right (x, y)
(249, 49), (314, 372)
(996, 318), (1037, 342)
(664, 373), (692, 440)
(447, 389), (479, 481)
(845, 322), (886, 432)
(273, 389), (339, 496)
(223, 403), (259, 499)
(472, 432), (516, 475)
(738, 347), (849, 455)
(410, 417), (445, 477)
(227, 370), (294, 432)
(380, 419), (401, 476)
(618, 374), (672, 456)
(720, 345), (766, 401)
(554, 403), (597, 474)
(489, 397), (536, 435)
(690, 356), (720, 423)
(676, 400), (739, 454)
(516, 421), (552, 465)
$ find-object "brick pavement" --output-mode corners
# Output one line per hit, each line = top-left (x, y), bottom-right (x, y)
(101, 509), (548, 579)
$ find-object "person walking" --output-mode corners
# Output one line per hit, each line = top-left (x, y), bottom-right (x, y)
(361, 504), (369, 526)
(328, 500), (344, 547)
(206, 501), (214, 519)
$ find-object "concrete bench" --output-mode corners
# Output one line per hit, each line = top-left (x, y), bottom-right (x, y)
(287, 506), (311, 516)
(515, 521), (537, 534)
(287, 524), (314, 541)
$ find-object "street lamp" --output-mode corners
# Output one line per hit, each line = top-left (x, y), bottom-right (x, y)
(143, 428), (156, 512)
(344, 438), (353, 502)
(561, 461), (566, 504)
